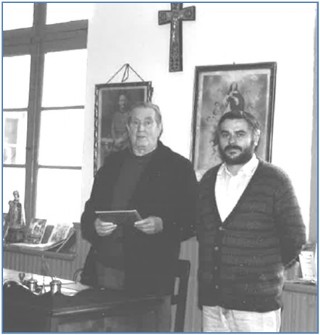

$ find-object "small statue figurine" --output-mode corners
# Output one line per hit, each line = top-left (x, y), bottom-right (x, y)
(8, 191), (24, 227)
(5, 190), (26, 243)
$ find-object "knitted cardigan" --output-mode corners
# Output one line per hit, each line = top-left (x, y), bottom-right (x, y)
(197, 160), (306, 312)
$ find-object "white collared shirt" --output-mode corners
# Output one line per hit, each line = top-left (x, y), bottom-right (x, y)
(215, 154), (259, 222)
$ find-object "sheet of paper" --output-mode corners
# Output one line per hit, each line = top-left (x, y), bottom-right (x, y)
(95, 210), (142, 226)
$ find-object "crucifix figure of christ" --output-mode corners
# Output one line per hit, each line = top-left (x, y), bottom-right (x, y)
(158, 3), (196, 72)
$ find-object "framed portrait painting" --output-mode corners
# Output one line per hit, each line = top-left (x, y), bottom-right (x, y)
(191, 62), (277, 179)
(94, 81), (153, 174)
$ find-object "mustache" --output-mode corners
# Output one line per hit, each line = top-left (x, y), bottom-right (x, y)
(224, 145), (242, 152)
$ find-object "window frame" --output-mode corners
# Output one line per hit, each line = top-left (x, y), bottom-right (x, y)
(3, 3), (88, 223)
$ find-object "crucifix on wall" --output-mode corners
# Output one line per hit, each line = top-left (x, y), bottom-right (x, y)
(158, 3), (196, 72)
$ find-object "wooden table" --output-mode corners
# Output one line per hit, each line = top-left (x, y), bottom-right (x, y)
(3, 269), (169, 332)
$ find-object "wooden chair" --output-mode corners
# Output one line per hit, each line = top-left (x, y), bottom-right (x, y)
(73, 259), (191, 332)
(171, 259), (191, 332)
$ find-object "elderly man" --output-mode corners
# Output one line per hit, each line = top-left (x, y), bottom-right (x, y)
(197, 110), (306, 332)
(81, 102), (197, 329)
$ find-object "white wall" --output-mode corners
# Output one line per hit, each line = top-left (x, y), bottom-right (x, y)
(82, 2), (315, 230)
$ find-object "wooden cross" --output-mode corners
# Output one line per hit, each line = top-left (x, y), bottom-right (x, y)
(158, 3), (196, 72)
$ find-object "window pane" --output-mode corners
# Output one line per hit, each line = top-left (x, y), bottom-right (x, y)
(3, 167), (26, 215)
(3, 112), (27, 164)
(3, 56), (31, 108)
(38, 109), (84, 166)
(36, 169), (82, 222)
(3, 3), (33, 30)
(42, 50), (87, 107)
(46, 3), (93, 24)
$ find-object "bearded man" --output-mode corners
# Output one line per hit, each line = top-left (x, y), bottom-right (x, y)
(196, 110), (306, 332)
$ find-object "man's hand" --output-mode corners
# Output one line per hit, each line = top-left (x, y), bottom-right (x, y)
(94, 218), (117, 236)
(134, 216), (163, 234)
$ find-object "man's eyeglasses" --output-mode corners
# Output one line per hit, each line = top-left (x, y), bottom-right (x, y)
(129, 119), (155, 129)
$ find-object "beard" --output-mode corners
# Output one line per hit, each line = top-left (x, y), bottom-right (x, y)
(218, 141), (255, 165)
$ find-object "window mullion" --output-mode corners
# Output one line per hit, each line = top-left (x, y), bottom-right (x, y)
(24, 4), (46, 224)
(33, 3), (47, 28)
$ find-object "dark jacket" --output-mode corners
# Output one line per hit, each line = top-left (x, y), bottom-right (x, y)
(197, 160), (306, 312)
(81, 141), (197, 295)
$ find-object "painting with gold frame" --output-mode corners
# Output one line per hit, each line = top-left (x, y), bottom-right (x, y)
(191, 62), (277, 179)
(94, 81), (153, 174)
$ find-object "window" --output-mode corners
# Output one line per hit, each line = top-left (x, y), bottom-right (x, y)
(46, 3), (92, 24)
(3, 3), (89, 223)
(2, 3), (34, 30)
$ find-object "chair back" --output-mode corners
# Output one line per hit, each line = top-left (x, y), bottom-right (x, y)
(171, 259), (191, 332)
(73, 259), (192, 332)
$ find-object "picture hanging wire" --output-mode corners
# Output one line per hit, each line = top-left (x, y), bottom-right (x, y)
(106, 63), (145, 84)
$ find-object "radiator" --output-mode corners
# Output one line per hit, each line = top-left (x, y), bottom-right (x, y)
(3, 223), (90, 280)
(281, 282), (317, 332)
